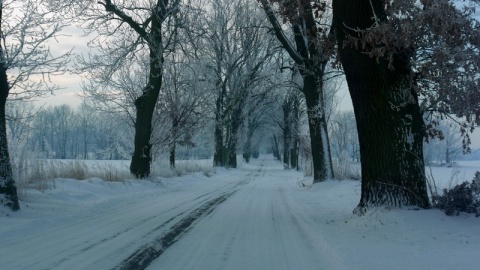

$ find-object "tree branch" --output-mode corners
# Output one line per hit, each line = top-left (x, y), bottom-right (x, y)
(99, 0), (149, 41)
(258, 0), (304, 64)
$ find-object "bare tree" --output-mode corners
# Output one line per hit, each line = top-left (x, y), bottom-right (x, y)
(76, 2), (209, 168)
(442, 122), (463, 164)
(54, 105), (74, 159)
(75, 102), (95, 159)
(0, 0), (70, 210)
(157, 56), (210, 168)
(200, 0), (276, 168)
(424, 119), (463, 165)
(61, 0), (183, 178)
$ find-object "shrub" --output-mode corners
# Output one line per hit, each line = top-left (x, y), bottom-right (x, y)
(432, 171), (480, 216)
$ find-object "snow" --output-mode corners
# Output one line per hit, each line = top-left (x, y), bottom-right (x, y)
(1, 156), (480, 269)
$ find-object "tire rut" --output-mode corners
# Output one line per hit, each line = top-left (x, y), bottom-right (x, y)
(113, 190), (237, 270)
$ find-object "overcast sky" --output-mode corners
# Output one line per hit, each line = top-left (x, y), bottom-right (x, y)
(32, 25), (89, 108)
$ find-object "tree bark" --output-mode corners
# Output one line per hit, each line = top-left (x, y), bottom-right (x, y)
(303, 73), (333, 182)
(272, 135), (281, 161)
(282, 95), (291, 169)
(169, 117), (178, 169)
(226, 107), (242, 168)
(213, 94), (225, 167)
(289, 91), (300, 170)
(243, 137), (251, 163)
(130, 92), (156, 178)
(0, 57), (19, 211)
(333, 0), (430, 212)
(169, 144), (176, 169)
(0, 3), (19, 211)
(290, 140), (298, 170)
(130, 14), (163, 178)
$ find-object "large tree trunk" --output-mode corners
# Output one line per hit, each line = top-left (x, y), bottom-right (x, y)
(303, 73), (333, 182)
(0, 51), (19, 211)
(83, 131), (88, 159)
(213, 94), (225, 167)
(130, 88), (159, 178)
(282, 97), (291, 169)
(169, 144), (176, 169)
(243, 136), (251, 163)
(226, 107), (242, 168)
(290, 92), (300, 170)
(290, 140), (298, 170)
(169, 118), (178, 169)
(130, 17), (163, 178)
(333, 0), (430, 212)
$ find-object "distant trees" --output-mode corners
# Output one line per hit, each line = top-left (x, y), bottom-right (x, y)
(280, 90), (302, 169)
(441, 124), (463, 165)
(267, 76), (304, 170)
(329, 111), (359, 163)
(23, 103), (130, 160)
(241, 84), (278, 164)
(77, 103), (95, 160)
(424, 119), (464, 165)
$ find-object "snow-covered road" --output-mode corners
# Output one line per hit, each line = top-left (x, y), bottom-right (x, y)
(1, 168), (254, 269)
(2, 156), (480, 270)
(0, 157), (344, 269)
(147, 161), (346, 270)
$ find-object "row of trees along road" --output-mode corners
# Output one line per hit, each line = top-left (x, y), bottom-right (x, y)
(259, 0), (335, 182)
(1, 0), (480, 215)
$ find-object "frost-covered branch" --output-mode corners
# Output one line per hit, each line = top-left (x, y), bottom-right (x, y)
(2, 0), (71, 100)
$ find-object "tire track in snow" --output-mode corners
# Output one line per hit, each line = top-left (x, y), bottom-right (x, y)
(114, 169), (257, 270)
(78, 183), (238, 254)
(44, 183), (238, 270)
(114, 190), (237, 270)
(34, 177), (249, 270)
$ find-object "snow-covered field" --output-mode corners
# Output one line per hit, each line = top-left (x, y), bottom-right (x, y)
(1, 156), (479, 269)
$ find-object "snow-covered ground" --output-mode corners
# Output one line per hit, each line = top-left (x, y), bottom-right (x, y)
(1, 156), (479, 269)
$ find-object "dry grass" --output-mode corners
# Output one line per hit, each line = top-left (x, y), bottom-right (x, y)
(11, 149), (216, 198)
(13, 157), (131, 197)
(152, 159), (216, 178)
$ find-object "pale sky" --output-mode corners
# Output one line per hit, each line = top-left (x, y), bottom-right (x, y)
(32, 25), (89, 108)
